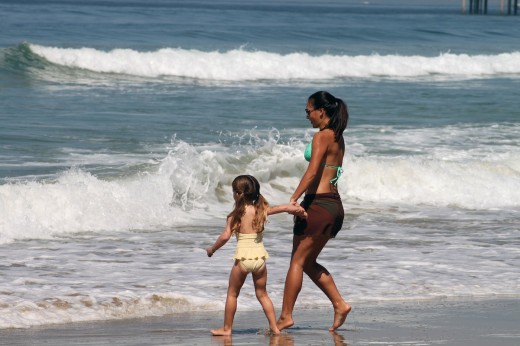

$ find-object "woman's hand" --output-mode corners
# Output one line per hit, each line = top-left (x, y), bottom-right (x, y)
(206, 247), (214, 257)
(286, 204), (307, 219)
(295, 206), (308, 219)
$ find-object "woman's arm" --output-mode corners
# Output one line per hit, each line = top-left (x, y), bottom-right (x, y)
(290, 132), (329, 203)
(207, 216), (233, 257)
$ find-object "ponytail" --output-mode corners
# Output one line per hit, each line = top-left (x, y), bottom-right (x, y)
(308, 91), (349, 142)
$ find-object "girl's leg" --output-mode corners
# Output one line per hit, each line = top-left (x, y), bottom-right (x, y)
(211, 261), (248, 336)
(252, 264), (280, 335)
(277, 235), (350, 331)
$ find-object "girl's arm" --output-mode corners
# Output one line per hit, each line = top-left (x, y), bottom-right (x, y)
(291, 132), (329, 203)
(268, 204), (307, 219)
(207, 216), (233, 257)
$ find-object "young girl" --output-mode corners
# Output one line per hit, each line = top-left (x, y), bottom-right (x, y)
(206, 175), (306, 336)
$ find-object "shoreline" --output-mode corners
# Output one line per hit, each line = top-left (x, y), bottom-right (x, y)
(2, 297), (519, 345)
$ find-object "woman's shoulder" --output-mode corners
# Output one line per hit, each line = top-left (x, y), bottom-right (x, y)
(313, 128), (335, 142)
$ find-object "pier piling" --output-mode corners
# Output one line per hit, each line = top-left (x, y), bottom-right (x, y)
(463, 0), (518, 14)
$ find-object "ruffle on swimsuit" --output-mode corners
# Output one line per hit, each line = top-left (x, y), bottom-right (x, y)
(233, 233), (269, 261)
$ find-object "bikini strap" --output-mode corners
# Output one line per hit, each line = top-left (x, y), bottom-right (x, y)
(323, 164), (343, 186)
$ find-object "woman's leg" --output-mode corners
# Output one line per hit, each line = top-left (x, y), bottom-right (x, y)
(211, 261), (248, 336)
(252, 263), (280, 334)
(301, 235), (351, 331)
(277, 235), (350, 331)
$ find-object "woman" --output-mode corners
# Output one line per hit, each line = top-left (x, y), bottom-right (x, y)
(277, 91), (351, 332)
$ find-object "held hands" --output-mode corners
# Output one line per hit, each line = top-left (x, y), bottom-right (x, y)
(287, 203), (307, 219)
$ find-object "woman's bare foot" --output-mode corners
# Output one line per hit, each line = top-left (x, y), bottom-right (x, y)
(276, 316), (294, 331)
(210, 327), (232, 336)
(329, 302), (351, 332)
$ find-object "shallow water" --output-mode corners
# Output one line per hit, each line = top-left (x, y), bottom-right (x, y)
(1, 0), (519, 328)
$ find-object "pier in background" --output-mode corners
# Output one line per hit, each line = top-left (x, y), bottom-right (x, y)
(461, 0), (518, 14)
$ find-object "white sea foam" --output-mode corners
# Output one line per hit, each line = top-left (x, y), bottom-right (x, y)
(1, 210), (519, 329)
(0, 290), (215, 329)
(1, 136), (519, 328)
(1, 125), (520, 244)
(1, 126), (519, 330)
(344, 154), (520, 209)
(29, 44), (520, 81)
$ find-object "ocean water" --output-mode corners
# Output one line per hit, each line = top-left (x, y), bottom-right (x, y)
(1, 0), (519, 329)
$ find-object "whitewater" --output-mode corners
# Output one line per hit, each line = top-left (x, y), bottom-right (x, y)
(29, 44), (520, 80)
(2, 122), (519, 245)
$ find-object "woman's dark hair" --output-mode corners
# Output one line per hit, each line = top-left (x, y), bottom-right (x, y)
(308, 91), (348, 142)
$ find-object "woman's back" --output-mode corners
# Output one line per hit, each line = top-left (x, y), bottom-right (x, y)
(314, 129), (345, 194)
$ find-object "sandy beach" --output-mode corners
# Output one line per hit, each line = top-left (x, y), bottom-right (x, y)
(2, 298), (519, 346)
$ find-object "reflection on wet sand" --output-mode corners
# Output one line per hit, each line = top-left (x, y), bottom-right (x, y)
(210, 330), (347, 346)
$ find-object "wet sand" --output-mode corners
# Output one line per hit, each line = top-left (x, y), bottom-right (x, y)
(2, 298), (519, 345)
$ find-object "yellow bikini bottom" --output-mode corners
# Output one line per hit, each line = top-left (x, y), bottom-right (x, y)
(233, 233), (269, 273)
(238, 258), (265, 273)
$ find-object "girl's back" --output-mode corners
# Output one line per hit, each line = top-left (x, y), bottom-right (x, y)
(238, 205), (260, 234)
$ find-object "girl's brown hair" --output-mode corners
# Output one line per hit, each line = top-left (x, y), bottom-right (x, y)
(228, 175), (269, 234)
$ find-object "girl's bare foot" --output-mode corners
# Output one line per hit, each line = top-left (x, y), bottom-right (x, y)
(270, 325), (281, 335)
(276, 316), (294, 331)
(329, 302), (351, 332)
(210, 327), (232, 336)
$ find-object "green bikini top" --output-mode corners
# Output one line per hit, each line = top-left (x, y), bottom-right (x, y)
(304, 142), (343, 186)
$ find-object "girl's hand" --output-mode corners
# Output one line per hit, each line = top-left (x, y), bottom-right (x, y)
(207, 247), (214, 257)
